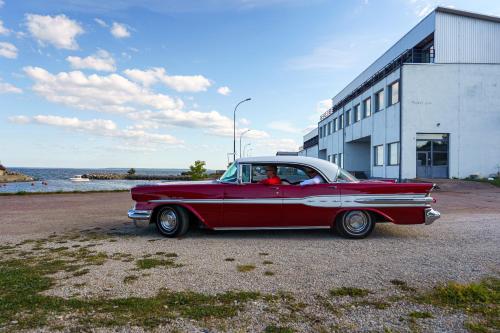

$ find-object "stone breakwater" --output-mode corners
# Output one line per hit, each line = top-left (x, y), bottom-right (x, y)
(82, 173), (193, 181)
(0, 172), (34, 183)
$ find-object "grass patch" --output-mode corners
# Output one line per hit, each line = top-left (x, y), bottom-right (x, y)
(237, 264), (256, 272)
(259, 252), (269, 256)
(0, 189), (129, 196)
(408, 311), (433, 319)
(0, 259), (261, 330)
(73, 269), (90, 277)
(417, 278), (499, 331)
(123, 275), (138, 284)
(264, 325), (295, 333)
(263, 260), (273, 265)
(390, 279), (416, 292)
(136, 258), (182, 270)
(264, 271), (275, 276)
(329, 287), (370, 298)
(465, 321), (490, 333)
(165, 252), (178, 258)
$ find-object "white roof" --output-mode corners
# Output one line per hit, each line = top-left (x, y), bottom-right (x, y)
(236, 156), (339, 182)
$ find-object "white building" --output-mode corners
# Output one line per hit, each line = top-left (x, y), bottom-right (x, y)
(309, 7), (500, 179)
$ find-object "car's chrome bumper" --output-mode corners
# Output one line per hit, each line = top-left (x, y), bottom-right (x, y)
(127, 209), (152, 221)
(425, 208), (441, 225)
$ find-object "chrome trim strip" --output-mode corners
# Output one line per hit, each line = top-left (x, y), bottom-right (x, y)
(149, 194), (433, 208)
(127, 209), (152, 220)
(353, 197), (434, 204)
(212, 226), (331, 231)
(424, 208), (441, 225)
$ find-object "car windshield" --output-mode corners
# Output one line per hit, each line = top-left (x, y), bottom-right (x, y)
(337, 168), (358, 182)
(219, 163), (238, 182)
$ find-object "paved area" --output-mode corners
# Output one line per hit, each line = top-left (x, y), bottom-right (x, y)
(0, 181), (499, 332)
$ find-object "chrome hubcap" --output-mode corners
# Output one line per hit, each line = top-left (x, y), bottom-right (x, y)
(343, 211), (369, 234)
(159, 208), (178, 232)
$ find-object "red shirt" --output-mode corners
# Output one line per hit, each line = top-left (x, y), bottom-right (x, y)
(260, 176), (281, 185)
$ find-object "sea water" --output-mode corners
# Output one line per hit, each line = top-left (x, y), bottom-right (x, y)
(0, 167), (189, 193)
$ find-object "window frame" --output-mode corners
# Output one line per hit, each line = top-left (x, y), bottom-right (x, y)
(354, 104), (361, 122)
(345, 109), (351, 126)
(363, 97), (371, 118)
(388, 81), (400, 106)
(374, 145), (384, 166)
(387, 142), (400, 166)
(375, 89), (384, 112)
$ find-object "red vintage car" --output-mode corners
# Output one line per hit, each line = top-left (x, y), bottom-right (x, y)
(128, 156), (440, 239)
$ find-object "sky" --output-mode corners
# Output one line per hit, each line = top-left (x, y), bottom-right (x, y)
(1, 0), (499, 169)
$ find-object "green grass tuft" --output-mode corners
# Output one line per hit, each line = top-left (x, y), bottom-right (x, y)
(136, 258), (182, 270)
(408, 311), (433, 319)
(237, 264), (256, 272)
(329, 287), (370, 298)
(264, 325), (295, 333)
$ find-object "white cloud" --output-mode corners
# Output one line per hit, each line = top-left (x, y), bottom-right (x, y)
(0, 80), (22, 94)
(111, 22), (130, 38)
(94, 18), (108, 27)
(9, 115), (182, 146)
(23, 66), (184, 114)
(0, 0), (4, 9)
(66, 50), (116, 72)
(0, 20), (10, 35)
(0, 42), (17, 58)
(8, 115), (30, 124)
(23, 66), (268, 139)
(124, 67), (211, 92)
(25, 14), (84, 50)
(217, 86), (231, 96)
(268, 121), (301, 134)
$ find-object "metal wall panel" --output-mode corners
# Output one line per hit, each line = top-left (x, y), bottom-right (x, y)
(435, 12), (500, 63)
(332, 12), (435, 106)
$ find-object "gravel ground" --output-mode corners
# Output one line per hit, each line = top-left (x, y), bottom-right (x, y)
(0, 180), (499, 332)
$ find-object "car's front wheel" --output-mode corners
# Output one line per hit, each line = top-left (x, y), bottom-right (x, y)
(335, 210), (374, 239)
(155, 206), (190, 237)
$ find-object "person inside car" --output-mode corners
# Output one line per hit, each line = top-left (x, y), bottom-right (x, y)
(259, 165), (281, 185)
(300, 168), (324, 186)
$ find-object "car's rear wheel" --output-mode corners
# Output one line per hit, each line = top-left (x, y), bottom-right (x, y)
(335, 210), (374, 239)
(155, 206), (189, 237)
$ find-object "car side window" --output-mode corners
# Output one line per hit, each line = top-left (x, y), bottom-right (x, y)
(241, 164), (251, 183)
(251, 165), (268, 183)
(277, 165), (311, 184)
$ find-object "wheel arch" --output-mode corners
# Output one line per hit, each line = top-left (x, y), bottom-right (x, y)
(332, 208), (394, 226)
(150, 203), (210, 228)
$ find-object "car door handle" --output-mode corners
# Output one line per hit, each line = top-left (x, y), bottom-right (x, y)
(328, 185), (337, 189)
(269, 187), (280, 190)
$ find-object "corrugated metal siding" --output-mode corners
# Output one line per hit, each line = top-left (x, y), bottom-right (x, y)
(435, 12), (500, 63)
(332, 12), (435, 105)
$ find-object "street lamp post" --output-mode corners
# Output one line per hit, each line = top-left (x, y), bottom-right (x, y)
(243, 143), (251, 157)
(233, 98), (251, 161)
(239, 129), (251, 158)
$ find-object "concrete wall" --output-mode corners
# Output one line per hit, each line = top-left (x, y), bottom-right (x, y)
(435, 11), (500, 64)
(401, 63), (500, 179)
(319, 69), (402, 178)
(298, 145), (319, 158)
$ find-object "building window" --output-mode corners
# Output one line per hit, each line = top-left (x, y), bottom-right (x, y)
(333, 154), (338, 165)
(327, 122), (331, 135)
(354, 104), (361, 122)
(363, 97), (371, 118)
(389, 81), (400, 105)
(339, 153), (344, 168)
(345, 110), (351, 126)
(388, 142), (399, 165)
(374, 145), (384, 166)
(333, 118), (338, 132)
(339, 114), (344, 129)
(375, 89), (384, 112)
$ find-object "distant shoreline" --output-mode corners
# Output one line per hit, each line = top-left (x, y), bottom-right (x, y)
(0, 189), (130, 196)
